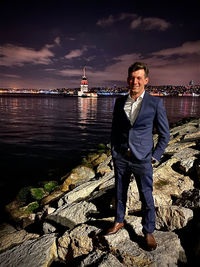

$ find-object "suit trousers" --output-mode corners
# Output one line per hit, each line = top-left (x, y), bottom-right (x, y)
(114, 156), (155, 234)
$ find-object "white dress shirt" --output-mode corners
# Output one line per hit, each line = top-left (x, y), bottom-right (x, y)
(124, 91), (145, 125)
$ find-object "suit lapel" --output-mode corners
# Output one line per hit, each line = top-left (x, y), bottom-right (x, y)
(119, 95), (130, 123)
(132, 91), (149, 127)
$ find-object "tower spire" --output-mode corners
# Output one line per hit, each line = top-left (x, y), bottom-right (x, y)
(83, 66), (86, 78)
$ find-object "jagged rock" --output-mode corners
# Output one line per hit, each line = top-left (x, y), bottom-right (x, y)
(184, 130), (200, 141)
(164, 141), (196, 154)
(104, 229), (186, 267)
(5, 200), (37, 227)
(156, 205), (193, 231)
(61, 165), (95, 192)
(47, 201), (97, 229)
(58, 171), (114, 207)
(170, 120), (199, 137)
(78, 249), (124, 267)
(153, 158), (194, 206)
(126, 178), (141, 212)
(0, 228), (39, 253)
(58, 224), (101, 261)
(104, 228), (130, 247)
(0, 233), (57, 267)
(0, 223), (16, 238)
(99, 177), (114, 190)
(97, 155), (112, 175)
(172, 147), (199, 173)
(41, 187), (64, 206)
(125, 216), (143, 236)
(168, 134), (184, 145)
(92, 153), (108, 167)
(43, 222), (57, 234)
(173, 189), (200, 209)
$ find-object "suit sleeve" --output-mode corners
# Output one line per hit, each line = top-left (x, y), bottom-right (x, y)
(152, 98), (170, 161)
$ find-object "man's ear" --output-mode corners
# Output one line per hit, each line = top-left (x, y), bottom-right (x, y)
(144, 77), (149, 85)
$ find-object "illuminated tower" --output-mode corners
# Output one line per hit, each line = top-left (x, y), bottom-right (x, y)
(78, 67), (88, 96)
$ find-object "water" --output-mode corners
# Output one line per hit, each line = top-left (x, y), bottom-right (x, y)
(0, 95), (200, 207)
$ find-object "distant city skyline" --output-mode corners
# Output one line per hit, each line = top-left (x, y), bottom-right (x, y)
(0, 0), (199, 89)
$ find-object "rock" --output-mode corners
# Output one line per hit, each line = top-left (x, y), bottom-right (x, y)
(58, 224), (101, 261)
(61, 165), (95, 192)
(184, 130), (200, 141)
(125, 215), (143, 236)
(0, 228), (39, 253)
(99, 177), (115, 190)
(172, 147), (199, 173)
(58, 171), (114, 207)
(156, 205), (193, 231)
(79, 249), (124, 267)
(173, 189), (200, 209)
(92, 153), (108, 167)
(5, 201), (38, 227)
(47, 201), (97, 229)
(43, 222), (57, 234)
(104, 228), (130, 247)
(153, 158), (194, 206)
(109, 231), (186, 267)
(0, 233), (57, 267)
(0, 223), (16, 238)
(164, 141), (196, 155)
(126, 178), (141, 212)
(170, 120), (199, 138)
(41, 187), (64, 206)
(97, 155), (112, 175)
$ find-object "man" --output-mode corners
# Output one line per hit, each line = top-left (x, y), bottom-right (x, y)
(106, 62), (170, 251)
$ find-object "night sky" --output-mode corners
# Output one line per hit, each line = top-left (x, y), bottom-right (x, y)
(0, 0), (199, 89)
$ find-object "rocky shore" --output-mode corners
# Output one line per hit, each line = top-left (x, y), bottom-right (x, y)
(0, 118), (200, 266)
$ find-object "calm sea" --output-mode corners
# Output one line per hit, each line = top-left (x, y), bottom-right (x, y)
(0, 95), (200, 207)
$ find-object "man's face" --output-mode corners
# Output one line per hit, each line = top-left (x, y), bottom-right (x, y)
(127, 69), (149, 98)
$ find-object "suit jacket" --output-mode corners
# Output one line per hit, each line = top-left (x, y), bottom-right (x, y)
(111, 91), (170, 162)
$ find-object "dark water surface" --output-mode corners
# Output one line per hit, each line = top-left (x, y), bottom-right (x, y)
(0, 95), (200, 207)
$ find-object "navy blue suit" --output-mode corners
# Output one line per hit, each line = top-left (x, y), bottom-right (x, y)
(111, 91), (170, 233)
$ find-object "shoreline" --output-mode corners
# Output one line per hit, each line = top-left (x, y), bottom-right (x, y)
(0, 117), (200, 265)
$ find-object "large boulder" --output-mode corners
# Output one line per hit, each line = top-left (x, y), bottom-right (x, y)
(153, 158), (194, 206)
(173, 189), (200, 209)
(61, 165), (95, 192)
(47, 200), (97, 229)
(58, 171), (114, 207)
(0, 223), (39, 253)
(0, 234), (57, 267)
(104, 229), (186, 267)
(79, 249), (124, 267)
(58, 223), (101, 261)
(172, 147), (200, 174)
(155, 205), (193, 231)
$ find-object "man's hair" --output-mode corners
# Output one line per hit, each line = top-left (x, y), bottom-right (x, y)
(128, 62), (149, 78)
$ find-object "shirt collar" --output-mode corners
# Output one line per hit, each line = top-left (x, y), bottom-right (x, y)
(128, 90), (145, 102)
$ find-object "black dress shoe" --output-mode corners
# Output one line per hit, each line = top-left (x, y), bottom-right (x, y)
(105, 222), (124, 235)
(145, 233), (157, 251)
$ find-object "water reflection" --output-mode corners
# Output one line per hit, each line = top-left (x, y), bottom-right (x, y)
(78, 97), (98, 128)
(163, 96), (200, 123)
